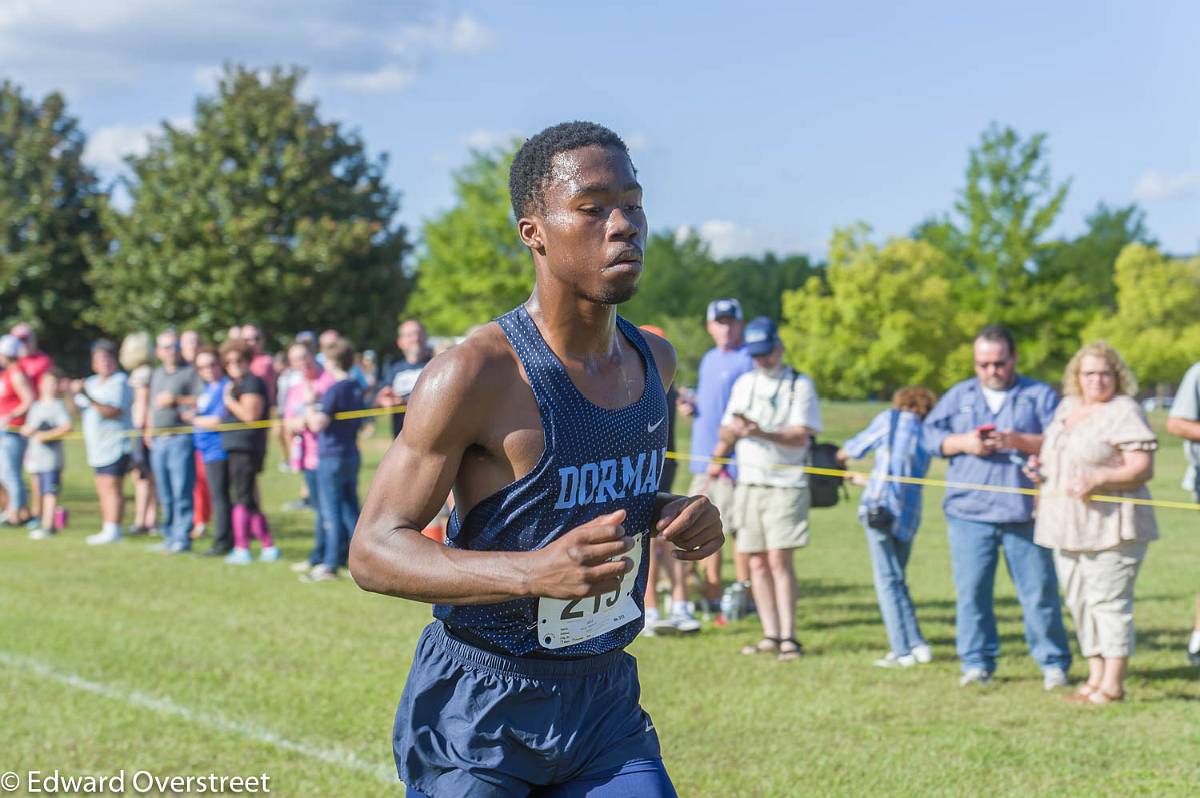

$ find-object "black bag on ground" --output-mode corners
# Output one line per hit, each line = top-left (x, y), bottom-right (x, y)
(806, 439), (846, 508)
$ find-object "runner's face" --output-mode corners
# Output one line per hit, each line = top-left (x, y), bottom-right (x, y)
(532, 145), (645, 305)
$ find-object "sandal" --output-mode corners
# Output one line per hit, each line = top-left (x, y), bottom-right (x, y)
(777, 638), (804, 662)
(1063, 683), (1100, 703)
(1087, 688), (1124, 706)
(741, 638), (780, 656)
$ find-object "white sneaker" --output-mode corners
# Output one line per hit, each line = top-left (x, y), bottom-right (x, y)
(873, 652), (917, 669)
(641, 608), (660, 637)
(28, 527), (52, 540)
(654, 609), (701, 635)
(87, 528), (122, 545)
(1043, 667), (1069, 691)
(911, 644), (933, 664)
(959, 668), (993, 687)
(290, 560), (316, 573)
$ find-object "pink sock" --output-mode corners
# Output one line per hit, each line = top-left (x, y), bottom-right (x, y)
(231, 505), (250, 550)
(249, 511), (274, 548)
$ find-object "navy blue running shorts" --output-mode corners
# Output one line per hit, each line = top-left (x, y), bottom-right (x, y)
(394, 622), (675, 798)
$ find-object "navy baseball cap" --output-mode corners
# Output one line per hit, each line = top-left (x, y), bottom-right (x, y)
(706, 298), (743, 322)
(743, 317), (780, 357)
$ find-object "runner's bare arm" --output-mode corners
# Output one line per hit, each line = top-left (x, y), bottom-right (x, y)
(350, 341), (634, 604)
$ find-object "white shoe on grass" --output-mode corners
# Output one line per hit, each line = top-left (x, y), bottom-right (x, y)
(259, 546), (281, 562)
(1043, 667), (1069, 691)
(873, 652), (916, 669)
(654, 609), (701, 635)
(224, 548), (253, 565)
(28, 527), (52, 540)
(87, 528), (122, 545)
(911, 644), (933, 664)
(959, 668), (993, 687)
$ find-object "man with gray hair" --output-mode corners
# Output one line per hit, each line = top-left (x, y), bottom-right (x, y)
(146, 329), (203, 554)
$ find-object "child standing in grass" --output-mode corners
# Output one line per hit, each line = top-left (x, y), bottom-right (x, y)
(22, 371), (72, 540)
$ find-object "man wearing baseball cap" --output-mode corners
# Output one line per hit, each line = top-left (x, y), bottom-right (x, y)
(677, 298), (755, 626)
(708, 317), (822, 661)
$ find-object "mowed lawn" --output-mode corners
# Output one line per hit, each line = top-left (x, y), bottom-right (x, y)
(2, 403), (1198, 797)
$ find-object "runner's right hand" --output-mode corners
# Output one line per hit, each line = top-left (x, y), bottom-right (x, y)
(527, 509), (635, 600)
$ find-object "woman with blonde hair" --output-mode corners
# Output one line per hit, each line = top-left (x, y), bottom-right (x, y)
(120, 332), (157, 535)
(1029, 341), (1157, 705)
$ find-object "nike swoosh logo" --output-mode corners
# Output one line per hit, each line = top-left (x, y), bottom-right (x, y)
(648, 417), (665, 433)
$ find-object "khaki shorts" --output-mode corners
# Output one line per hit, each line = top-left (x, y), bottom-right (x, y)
(733, 483), (810, 553)
(688, 473), (738, 536)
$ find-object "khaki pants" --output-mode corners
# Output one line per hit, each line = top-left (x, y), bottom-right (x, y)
(1055, 541), (1147, 659)
(688, 473), (738, 536)
(732, 483), (810, 553)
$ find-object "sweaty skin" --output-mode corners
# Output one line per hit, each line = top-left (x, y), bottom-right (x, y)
(350, 144), (724, 607)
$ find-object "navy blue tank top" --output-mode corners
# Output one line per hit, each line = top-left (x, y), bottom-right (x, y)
(434, 305), (669, 657)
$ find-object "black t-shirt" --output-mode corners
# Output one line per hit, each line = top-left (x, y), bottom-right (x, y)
(221, 374), (268, 454)
(382, 356), (430, 437)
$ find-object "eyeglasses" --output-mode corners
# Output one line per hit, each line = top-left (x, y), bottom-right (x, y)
(1081, 370), (1115, 379)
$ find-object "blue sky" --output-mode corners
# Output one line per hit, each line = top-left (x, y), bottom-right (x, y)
(4, 1), (1196, 258)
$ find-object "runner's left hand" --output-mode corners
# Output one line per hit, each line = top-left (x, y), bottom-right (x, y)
(655, 495), (724, 561)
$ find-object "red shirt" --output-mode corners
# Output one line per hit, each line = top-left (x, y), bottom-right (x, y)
(19, 350), (53, 384)
(0, 367), (30, 427)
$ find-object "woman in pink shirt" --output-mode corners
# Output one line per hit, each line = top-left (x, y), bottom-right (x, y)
(281, 342), (335, 576)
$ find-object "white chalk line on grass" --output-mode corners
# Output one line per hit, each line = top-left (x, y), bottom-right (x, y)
(0, 650), (397, 784)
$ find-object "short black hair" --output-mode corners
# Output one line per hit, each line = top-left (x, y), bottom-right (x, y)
(975, 324), (1016, 355)
(509, 121), (631, 219)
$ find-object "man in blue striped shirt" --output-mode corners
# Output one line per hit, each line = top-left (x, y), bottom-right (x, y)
(923, 325), (1071, 689)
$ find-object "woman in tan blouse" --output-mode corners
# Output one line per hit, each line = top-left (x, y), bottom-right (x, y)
(1029, 341), (1157, 705)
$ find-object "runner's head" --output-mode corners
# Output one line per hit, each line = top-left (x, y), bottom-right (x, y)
(510, 121), (644, 305)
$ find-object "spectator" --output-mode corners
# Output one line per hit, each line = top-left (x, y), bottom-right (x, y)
(280, 342), (335, 577)
(839, 386), (938, 668)
(679, 298), (755, 620)
(710, 317), (822, 661)
(70, 339), (133, 545)
(146, 330), (202, 555)
(377, 319), (432, 439)
(191, 347), (233, 557)
(302, 337), (364, 582)
(923, 324), (1071, 689)
(0, 334), (34, 526)
(11, 323), (54, 383)
(1167, 356), (1200, 667)
(219, 340), (278, 564)
(179, 329), (201, 366)
(21, 370), (72, 540)
(119, 332), (157, 536)
(241, 324), (277, 405)
(1027, 342), (1157, 705)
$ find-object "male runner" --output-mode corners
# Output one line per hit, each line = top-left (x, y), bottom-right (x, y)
(351, 121), (724, 797)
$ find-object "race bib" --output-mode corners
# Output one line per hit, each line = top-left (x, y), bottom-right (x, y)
(536, 532), (645, 650)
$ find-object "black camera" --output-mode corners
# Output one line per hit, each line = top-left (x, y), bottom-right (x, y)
(866, 505), (895, 531)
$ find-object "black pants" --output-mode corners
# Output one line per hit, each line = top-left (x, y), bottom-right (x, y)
(204, 459), (232, 554)
(227, 450), (261, 511)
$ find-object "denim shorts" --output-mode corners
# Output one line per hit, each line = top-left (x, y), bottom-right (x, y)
(35, 470), (62, 495)
(93, 455), (130, 477)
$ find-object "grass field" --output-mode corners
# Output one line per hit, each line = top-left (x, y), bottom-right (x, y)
(2, 402), (1199, 796)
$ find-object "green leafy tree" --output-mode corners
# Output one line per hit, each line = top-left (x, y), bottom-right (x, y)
(721, 252), (820, 321)
(405, 143), (530, 335)
(1038, 202), (1155, 311)
(1083, 244), (1200, 390)
(0, 81), (106, 367)
(90, 66), (408, 352)
(780, 225), (981, 398)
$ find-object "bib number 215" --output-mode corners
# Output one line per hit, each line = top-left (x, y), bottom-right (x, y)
(537, 532), (645, 649)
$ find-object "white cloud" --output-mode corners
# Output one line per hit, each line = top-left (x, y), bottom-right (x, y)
(0, 2), (494, 95)
(676, 220), (758, 259)
(1132, 169), (1200, 203)
(460, 128), (519, 152)
(83, 123), (158, 172)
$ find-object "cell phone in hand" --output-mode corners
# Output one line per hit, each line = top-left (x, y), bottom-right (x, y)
(976, 423), (996, 439)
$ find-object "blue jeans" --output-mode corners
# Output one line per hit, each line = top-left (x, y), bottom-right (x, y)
(0, 432), (27, 516)
(864, 525), (926, 657)
(150, 434), (196, 549)
(303, 468), (323, 566)
(316, 452), (359, 572)
(947, 517), (1071, 674)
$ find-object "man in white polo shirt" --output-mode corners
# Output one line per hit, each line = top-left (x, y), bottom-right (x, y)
(708, 317), (822, 661)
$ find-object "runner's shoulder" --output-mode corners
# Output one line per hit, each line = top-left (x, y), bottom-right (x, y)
(405, 322), (520, 416)
(635, 326), (676, 389)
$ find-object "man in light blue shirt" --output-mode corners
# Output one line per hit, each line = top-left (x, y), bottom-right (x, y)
(923, 325), (1070, 689)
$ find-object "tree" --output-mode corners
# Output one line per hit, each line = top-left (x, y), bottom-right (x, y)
(720, 251), (820, 322)
(405, 143), (530, 335)
(0, 81), (106, 367)
(1038, 202), (1155, 311)
(779, 225), (981, 398)
(89, 66), (408, 353)
(1083, 244), (1200, 390)
(619, 229), (730, 325)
